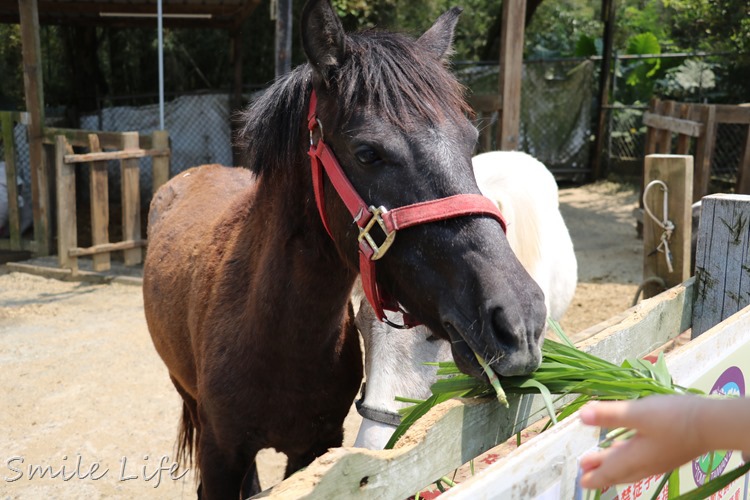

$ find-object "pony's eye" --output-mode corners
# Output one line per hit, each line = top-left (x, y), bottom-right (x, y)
(355, 147), (381, 165)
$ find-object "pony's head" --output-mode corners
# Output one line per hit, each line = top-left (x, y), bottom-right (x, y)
(305, 0), (548, 378)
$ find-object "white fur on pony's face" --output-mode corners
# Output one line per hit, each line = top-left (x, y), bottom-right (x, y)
(354, 151), (579, 450)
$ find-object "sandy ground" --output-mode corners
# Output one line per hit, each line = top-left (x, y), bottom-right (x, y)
(0, 181), (643, 499)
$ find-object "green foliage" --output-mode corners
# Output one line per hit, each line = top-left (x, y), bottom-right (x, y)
(0, 24), (24, 109)
(574, 34), (600, 58)
(524, 0), (601, 58)
(622, 32), (662, 98)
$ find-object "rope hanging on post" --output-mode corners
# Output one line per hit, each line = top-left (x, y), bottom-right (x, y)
(643, 180), (675, 273)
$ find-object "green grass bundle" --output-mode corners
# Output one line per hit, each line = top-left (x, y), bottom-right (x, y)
(386, 321), (750, 499)
(386, 321), (700, 449)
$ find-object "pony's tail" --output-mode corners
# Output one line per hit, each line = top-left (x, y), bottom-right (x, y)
(175, 401), (196, 471)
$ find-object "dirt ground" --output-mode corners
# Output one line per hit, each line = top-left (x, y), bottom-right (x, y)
(0, 181), (643, 499)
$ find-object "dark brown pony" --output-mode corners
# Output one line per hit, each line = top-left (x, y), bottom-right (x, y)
(143, 0), (547, 498)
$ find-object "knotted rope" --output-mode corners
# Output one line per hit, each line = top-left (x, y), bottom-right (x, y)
(643, 180), (675, 274)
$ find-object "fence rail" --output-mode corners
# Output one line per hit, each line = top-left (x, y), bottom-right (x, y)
(54, 130), (169, 273)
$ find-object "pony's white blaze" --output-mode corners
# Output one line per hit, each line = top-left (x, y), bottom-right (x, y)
(354, 151), (578, 449)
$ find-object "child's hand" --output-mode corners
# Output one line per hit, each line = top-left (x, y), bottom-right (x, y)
(578, 397), (705, 489)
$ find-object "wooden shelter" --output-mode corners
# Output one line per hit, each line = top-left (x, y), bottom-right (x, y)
(0, 0), (262, 256)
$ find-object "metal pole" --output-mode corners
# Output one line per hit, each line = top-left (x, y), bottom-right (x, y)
(157, 0), (165, 130)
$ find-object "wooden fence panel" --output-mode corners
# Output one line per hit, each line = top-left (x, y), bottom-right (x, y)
(692, 193), (750, 337)
(55, 135), (77, 272)
(119, 132), (142, 266)
(87, 134), (110, 271)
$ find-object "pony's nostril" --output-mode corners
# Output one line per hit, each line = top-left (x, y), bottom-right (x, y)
(491, 307), (523, 350)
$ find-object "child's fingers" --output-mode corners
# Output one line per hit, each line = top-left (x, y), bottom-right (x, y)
(579, 400), (645, 429)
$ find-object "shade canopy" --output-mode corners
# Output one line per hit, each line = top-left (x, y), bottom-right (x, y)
(0, 0), (261, 30)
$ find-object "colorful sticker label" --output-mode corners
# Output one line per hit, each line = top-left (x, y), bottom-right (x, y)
(691, 366), (745, 487)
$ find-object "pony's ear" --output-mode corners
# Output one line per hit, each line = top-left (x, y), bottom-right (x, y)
(417, 6), (463, 61)
(301, 0), (346, 84)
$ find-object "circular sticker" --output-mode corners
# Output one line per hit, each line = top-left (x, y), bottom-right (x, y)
(691, 366), (745, 486)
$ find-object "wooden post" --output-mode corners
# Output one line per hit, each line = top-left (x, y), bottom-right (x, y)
(642, 155), (693, 299)
(692, 104), (717, 202)
(87, 134), (110, 272)
(151, 130), (170, 193)
(120, 132), (141, 266)
(18, 0), (50, 256)
(55, 135), (77, 272)
(1, 112), (22, 250)
(274, 0), (292, 78)
(496, 0), (526, 151)
(674, 102), (692, 155)
(692, 194), (750, 337)
(591, 0), (617, 180)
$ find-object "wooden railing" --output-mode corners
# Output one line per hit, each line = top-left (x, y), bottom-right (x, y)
(643, 98), (750, 202)
(53, 130), (170, 273)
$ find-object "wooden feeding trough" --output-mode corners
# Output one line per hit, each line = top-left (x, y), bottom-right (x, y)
(255, 193), (750, 499)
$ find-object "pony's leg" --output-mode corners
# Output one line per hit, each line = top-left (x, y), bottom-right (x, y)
(284, 429), (345, 478)
(196, 434), (248, 500)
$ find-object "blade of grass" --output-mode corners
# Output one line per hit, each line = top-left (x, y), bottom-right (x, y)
(475, 353), (509, 407)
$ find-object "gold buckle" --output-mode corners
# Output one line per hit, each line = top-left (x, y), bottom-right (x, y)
(358, 206), (396, 260)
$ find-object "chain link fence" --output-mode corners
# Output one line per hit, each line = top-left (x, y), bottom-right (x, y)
(455, 58), (596, 182)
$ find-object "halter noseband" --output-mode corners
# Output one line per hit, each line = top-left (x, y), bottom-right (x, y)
(307, 90), (507, 328)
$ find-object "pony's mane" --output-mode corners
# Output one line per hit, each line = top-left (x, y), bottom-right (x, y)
(237, 28), (470, 177)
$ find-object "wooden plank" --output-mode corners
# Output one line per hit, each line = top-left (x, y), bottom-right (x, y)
(642, 111), (703, 138)
(44, 127), (154, 150)
(713, 105), (750, 125)
(256, 279), (694, 499)
(69, 239), (146, 257)
(692, 194), (750, 337)
(643, 98), (662, 156)
(64, 148), (169, 164)
(151, 130), (170, 193)
(674, 103), (692, 155)
(734, 125), (750, 195)
(441, 305), (750, 499)
(692, 104), (717, 202)
(576, 277), (694, 364)
(654, 100), (676, 153)
(1, 112), (22, 250)
(496, 0), (525, 151)
(55, 135), (77, 273)
(120, 132), (142, 266)
(19, 0), (51, 256)
(642, 155), (694, 299)
(87, 134), (110, 272)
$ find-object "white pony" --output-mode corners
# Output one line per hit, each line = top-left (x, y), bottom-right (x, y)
(352, 151), (578, 449)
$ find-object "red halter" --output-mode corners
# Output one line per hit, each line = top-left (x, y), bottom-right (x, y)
(307, 90), (507, 328)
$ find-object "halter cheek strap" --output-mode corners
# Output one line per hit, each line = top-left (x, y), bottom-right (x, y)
(307, 90), (507, 328)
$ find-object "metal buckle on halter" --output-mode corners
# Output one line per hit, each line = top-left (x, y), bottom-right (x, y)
(309, 118), (324, 146)
(358, 205), (396, 261)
